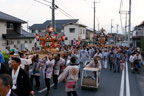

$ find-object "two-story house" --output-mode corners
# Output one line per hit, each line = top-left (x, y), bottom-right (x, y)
(86, 28), (93, 43)
(29, 19), (79, 36)
(132, 21), (144, 47)
(64, 23), (87, 45)
(0, 11), (35, 51)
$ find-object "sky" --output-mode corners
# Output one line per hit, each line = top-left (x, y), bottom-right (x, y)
(0, 0), (144, 34)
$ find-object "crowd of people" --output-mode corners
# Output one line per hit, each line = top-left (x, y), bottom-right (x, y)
(0, 45), (143, 96)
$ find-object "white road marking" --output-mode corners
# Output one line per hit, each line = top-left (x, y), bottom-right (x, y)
(126, 62), (131, 96)
(119, 64), (125, 96)
(38, 84), (54, 93)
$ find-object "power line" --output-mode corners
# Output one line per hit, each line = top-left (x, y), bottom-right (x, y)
(58, 8), (75, 19)
(43, 0), (75, 19)
(34, 0), (51, 7)
(43, 0), (51, 4)
(56, 1), (93, 27)
(21, 2), (35, 18)
(58, 7), (75, 19)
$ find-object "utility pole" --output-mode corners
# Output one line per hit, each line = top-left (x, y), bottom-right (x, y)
(52, 0), (55, 29)
(111, 19), (113, 34)
(125, 13), (128, 40)
(117, 24), (119, 43)
(93, 0), (99, 44)
(98, 23), (100, 31)
(27, 20), (29, 32)
(117, 24), (119, 34)
(111, 19), (114, 42)
(128, 0), (131, 47)
(93, 0), (96, 44)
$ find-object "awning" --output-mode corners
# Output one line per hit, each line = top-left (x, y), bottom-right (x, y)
(2, 30), (35, 39)
(131, 36), (144, 40)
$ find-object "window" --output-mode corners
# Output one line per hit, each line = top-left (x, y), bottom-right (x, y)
(38, 30), (41, 32)
(29, 40), (32, 44)
(80, 29), (82, 34)
(83, 29), (85, 34)
(32, 30), (35, 33)
(7, 23), (14, 29)
(69, 28), (75, 33)
(25, 41), (27, 43)
(17, 41), (20, 44)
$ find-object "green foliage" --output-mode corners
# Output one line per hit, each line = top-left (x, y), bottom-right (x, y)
(2, 52), (9, 65)
(140, 38), (144, 50)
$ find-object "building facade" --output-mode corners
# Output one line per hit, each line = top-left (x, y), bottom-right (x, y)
(132, 21), (144, 48)
(0, 11), (35, 51)
(64, 23), (87, 45)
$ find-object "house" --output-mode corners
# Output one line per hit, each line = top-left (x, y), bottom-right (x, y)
(29, 19), (79, 36)
(86, 28), (93, 43)
(107, 33), (117, 45)
(132, 21), (144, 47)
(64, 23), (87, 45)
(0, 11), (35, 51)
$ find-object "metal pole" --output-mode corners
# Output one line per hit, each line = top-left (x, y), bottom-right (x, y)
(52, 0), (55, 29)
(111, 19), (113, 42)
(98, 23), (100, 31)
(128, 0), (131, 47)
(125, 13), (128, 40)
(117, 24), (119, 43)
(111, 19), (112, 34)
(93, 0), (96, 44)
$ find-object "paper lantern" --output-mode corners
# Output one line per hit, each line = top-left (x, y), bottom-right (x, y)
(48, 26), (54, 33)
(53, 34), (57, 40)
(36, 34), (39, 41)
(76, 42), (79, 45)
(62, 35), (65, 41)
(53, 43), (56, 48)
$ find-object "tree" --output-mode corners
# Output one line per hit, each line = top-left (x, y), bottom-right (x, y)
(140, 38), (144, 51)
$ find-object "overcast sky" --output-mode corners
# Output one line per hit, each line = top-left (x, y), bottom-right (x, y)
(0, 0), (144, 34)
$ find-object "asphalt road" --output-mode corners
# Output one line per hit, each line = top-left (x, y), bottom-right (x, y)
(30, 61), (143, 96)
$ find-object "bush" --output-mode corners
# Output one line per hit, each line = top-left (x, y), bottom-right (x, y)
(140, 38), (144, 57)
(140, 38), (144, 51)
(2, 52), (9, 65)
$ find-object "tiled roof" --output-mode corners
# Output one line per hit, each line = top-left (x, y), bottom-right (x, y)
(0, 11), (26, 23)
(2, 30), (35, 39)
(29, 19), (79, 30)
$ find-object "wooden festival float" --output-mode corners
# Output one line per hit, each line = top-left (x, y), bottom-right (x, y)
(89, 28), (116, 48)
(37, 27), (66, 58)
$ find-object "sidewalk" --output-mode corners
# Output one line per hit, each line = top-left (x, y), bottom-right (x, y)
(136, 66), (144, 96)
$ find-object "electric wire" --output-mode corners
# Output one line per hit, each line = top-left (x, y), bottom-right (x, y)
(56, 1), (93, 26)
(21, 2), (35, 18)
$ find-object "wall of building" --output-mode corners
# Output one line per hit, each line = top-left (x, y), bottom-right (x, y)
(64, 25), (79, 45)
(16, 23), (22, 34)
(1, 39), (35, 52)
(90, 32), (93, 41)
(0, 22), (7, 51)
(133, 28), (144, 36)
(79, 27), (86, 40)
